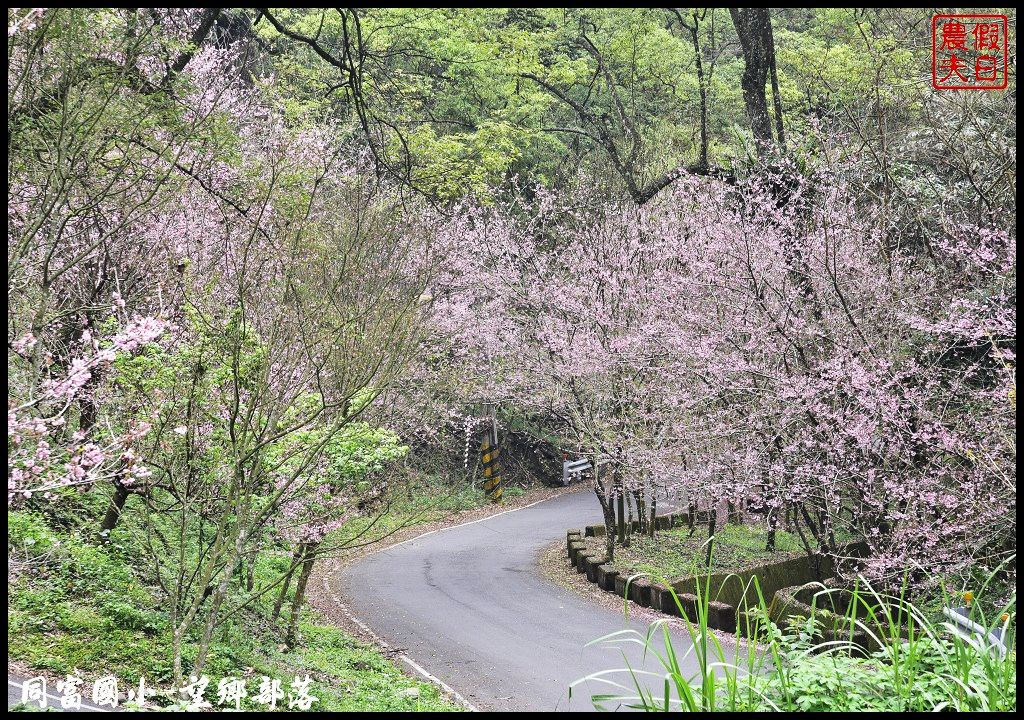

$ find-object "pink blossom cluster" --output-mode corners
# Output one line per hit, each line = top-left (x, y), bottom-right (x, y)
(8, 319), (166, 504)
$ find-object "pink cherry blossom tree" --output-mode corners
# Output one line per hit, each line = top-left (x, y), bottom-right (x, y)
(424, 160), (1014, 586)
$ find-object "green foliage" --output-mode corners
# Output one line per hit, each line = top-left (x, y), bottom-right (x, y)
(326, 473), (492, 549)
(8, 510), (59, 552)
(324, 423), (408, 482)
(289, 624), (458, 711)
(253, 7), (1015, 212)
(8, 510), (171, 678)
(270, 419), (409, 491)
(743, 607), (1017, 712)
(576, 571), (1016, 712)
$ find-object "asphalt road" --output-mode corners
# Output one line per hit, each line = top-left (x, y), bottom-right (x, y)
(336, 489), (711, 712)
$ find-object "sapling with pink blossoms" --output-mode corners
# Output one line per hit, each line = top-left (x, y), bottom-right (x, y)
(109, 131), (436, 683)
(8, 315), (168, 507)
(269, 418), (408, 646)
(8, 8), (261, 532)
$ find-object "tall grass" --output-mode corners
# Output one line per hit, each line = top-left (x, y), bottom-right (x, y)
(571, 562), (1016, 712)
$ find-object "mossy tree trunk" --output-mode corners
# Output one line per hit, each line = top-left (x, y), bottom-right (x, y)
(100, 481), (131, 532)
(632, 488), (646, 535)
(273, 545), (304, 621)
(616, 490), (626, 545)
(601, 501), (616, 562)
(593, 454), (617, 562)
(285, 542), (319, 649)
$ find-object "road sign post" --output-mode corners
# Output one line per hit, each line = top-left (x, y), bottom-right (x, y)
(479, 434), (499, 501)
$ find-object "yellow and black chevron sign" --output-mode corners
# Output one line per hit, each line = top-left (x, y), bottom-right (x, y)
(481, 436), (502, 502)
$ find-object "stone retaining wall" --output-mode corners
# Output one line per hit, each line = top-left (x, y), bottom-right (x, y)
(770, 579), (907, 653)
(566, 523), (866, 634)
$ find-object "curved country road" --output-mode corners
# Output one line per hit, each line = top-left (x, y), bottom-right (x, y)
(335, 489), (710, 712)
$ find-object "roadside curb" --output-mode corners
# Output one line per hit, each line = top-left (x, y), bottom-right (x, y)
(566, 512), (712, 623)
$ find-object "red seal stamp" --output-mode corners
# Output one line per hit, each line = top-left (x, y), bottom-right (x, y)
(932, 14), (1009, 90)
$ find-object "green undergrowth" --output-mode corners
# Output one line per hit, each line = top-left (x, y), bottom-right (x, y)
(574, 570), (1016, 712)
(587, 523), (808, 581)
(7, 477), (476, 712)
(332, 472), (525, 550)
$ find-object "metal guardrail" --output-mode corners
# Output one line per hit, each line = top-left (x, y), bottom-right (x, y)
(561, 457), (611, 486)
(942, 605), (1010, 658)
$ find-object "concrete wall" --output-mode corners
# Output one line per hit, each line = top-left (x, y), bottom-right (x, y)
(567, 522), (867, 633)
(770, 578), (906, 653)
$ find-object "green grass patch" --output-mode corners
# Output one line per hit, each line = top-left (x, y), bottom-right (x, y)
(588, 523), (806, 581)
(576, 576), (1016, 712)
(326, 473), (519, 549)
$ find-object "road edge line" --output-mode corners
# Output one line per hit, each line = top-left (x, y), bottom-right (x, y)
(321, 488), (582, 712)
(321, 563), (480, 712)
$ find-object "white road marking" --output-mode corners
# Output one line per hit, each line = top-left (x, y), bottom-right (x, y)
(322, 489), (583, 713)
(383, 490), (581, 551)
(322, 564), (480, 712)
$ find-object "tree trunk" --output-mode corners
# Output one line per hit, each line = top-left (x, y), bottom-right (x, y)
(648, 494), (657, 538)
(194, 580), (229, 675)
(632, 488), (646, 535)
(285, 543), (318, 648)
(819, 508), (836, 555)
(729, 8), (776, 150)
(794, 504), (825, 577)
(767, 13), (785, 150)
(273, 546), (303, 621)
(602, 518), (610, 569)
(680, 11), (710, 169)
(705, 508), (717, 568)
(623, 491), (633, 547)
(169, 596), (182, 691)
(601, 499), (616, 563)
(727, 499), (743, 525)
(194, 528), (247, 675)
(100, 482), (130, 532)
(799, 504), (824, 549)
(172, 629), (184, 691)
(246, 551), (255, 592)
(616, 490), (626, 545)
